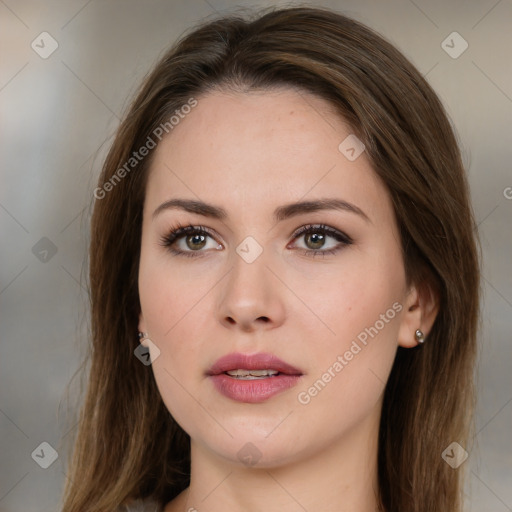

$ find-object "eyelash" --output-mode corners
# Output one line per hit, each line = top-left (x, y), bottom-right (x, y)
(159, 222), (353, 259)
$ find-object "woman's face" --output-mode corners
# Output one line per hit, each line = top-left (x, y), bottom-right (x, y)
(138, 88), (416, 467)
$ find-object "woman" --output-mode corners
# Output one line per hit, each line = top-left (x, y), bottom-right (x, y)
(61, 5), (481, 512)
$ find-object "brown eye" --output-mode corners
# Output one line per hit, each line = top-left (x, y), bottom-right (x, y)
(185, 232), (208, 250)
(160, 224), (221, 258)
(304, 231), (326, 250)
(291, 224), (353, 257)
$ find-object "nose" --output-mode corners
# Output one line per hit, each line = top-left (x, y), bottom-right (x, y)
(216, 247), (286, 332)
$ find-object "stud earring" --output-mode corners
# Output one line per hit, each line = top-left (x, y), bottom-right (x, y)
(415, 329), (425, 344)
(138, 331), (148, 340)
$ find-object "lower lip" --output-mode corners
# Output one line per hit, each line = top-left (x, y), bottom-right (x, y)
(209, 373), (302, 403)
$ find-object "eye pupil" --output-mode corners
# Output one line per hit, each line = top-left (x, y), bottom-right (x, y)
(187, 234), (206, 250)
(306, 232), (325, 249)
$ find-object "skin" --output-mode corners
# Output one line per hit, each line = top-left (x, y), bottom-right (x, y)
(137, 88), (438, 512)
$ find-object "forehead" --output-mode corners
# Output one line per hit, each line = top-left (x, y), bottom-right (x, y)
(160, 87), (347, 161)
(144, 88), (392, 227)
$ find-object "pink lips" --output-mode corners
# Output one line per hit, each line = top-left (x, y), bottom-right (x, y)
(207, 352), (303, 403)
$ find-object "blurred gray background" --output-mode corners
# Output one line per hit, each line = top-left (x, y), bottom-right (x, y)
(0, 0), (511, 510)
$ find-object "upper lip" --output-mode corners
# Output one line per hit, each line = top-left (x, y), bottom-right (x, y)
(207, 352), (303, 376)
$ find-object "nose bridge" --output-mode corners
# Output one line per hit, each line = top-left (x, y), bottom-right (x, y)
(228, 236), (271, 300)
(217, 235), (285, 329)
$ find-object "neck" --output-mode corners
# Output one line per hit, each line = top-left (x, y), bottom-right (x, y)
(178, 410), (381, 512)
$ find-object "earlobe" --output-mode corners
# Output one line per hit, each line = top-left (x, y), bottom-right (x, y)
(138, 312), (147, 345)
(397, 282), (439, 348)
(138, 331), (149, 347)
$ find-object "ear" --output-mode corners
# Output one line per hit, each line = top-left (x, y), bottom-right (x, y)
(138, 312), (148, 347)
(397, 280), (439, 348)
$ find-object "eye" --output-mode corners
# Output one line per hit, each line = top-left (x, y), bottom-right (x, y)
(159, 222), (352, 258)
(159, 223), (221, 258)
(289, 224), (353, 257)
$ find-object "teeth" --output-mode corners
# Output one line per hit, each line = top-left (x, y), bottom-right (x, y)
(226, 369), (279, 378)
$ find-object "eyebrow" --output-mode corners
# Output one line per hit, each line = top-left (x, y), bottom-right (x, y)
(152, 197), (371, 224)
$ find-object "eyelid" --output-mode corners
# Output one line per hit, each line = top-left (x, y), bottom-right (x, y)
(159, 223), (221, 248)
(289, 223), (353, 245)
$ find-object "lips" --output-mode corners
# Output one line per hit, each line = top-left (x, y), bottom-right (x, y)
(207, 352), (304, 403)
(206, 352), (303, 376)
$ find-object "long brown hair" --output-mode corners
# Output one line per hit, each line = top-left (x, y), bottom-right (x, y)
(61, 5), (481, 511)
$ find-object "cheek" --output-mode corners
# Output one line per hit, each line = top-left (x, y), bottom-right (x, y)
(138, 246), (216, 364)
(293, 242), (404, 405)
(139, 264), (208, 431)
(138, 252), (203, 402)
(290, 246), (405, 345)
(294, 283), (402, 436)
(138, 244), (213, 338)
